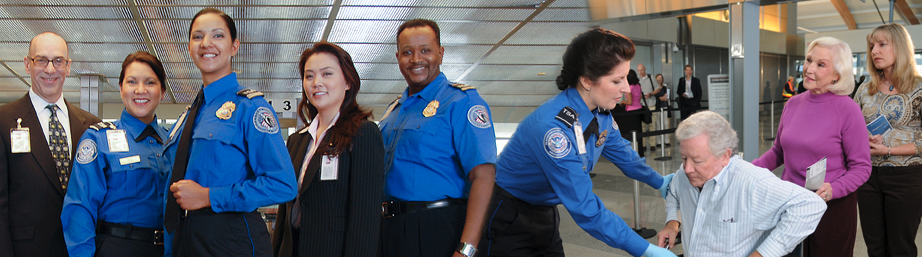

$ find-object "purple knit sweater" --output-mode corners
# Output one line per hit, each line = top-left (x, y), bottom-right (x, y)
(752, 91), (872, 199)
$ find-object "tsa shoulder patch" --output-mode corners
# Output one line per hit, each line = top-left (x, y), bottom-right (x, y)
(544, 128), (570, 158)
(467, 105), (491, 129)
(253, 106), (280, 134)
(75, 138), (97, 164)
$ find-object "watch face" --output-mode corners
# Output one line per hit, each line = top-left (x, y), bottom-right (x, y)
(457, 242), (477, 257)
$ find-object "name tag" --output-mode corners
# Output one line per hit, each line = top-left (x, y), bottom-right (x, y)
(10, 128), (30, 153)
(107, 129), (129, 152)
(119, 155), (141, 165)
(320, 155), (339, 181)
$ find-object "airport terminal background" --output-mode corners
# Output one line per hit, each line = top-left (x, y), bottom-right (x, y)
(4, 0), (922, 256)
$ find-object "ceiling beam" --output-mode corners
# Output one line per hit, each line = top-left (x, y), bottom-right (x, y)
(830, 0), (857, 30)
(454, 0), (556, 82)
(0, 61), (31, 88)
(127, 0), (178, 103)
(895, 0), (920, 25)
(320, 0), (344, 42)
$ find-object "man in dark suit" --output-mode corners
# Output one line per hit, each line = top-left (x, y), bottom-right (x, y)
(676, 64), (702, 121)
(0, 32), (101, 256)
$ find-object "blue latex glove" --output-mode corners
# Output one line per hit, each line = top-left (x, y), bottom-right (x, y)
(659, 173), (674, 199)
(643, 243), (677, 257)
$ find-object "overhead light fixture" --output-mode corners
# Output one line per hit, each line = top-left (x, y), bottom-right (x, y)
(537, 72), (546, 76)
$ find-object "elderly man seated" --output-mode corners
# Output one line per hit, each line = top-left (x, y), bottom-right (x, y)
(657, 111), (826, 257)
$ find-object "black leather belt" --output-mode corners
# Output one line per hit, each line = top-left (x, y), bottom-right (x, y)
(97, 221), (164, 245)
(382, 198), (467, 218)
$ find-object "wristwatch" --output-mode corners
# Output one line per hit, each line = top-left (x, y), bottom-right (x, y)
(457, 242), (477, 257)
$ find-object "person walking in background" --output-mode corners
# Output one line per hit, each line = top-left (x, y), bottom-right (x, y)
(752, 37), (871, 257)
(270, 42), (384, 257)
(854, 23), (922, 257)
(676, 65), (701, 120)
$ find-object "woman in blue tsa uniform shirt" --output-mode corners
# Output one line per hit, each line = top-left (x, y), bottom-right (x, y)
(62, 51), (170, 257)
(479, 28), (675, 257)
(163, 8), (297, 257)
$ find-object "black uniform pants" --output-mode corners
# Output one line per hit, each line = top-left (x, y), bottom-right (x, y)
(173, 208), (271, 257)
(858, 165), (922, 257)
(382, 204), (466, 257)
(94, 234), (164, 257)
(480, 186), (564, 257)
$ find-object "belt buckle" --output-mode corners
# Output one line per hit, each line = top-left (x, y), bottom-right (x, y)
(153, 230), (164, 246)
(381, 201), (396, 218)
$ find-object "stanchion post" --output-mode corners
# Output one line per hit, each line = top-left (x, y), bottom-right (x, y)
(631, 130), (657, 239)
(654, 109), (673, 161)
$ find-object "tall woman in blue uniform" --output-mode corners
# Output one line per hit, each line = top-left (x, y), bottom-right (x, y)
(479, 28), (675, 257)
(164, 8), (297, 257)
(270, 42), (384, 257)
(62, 51), (170, 257)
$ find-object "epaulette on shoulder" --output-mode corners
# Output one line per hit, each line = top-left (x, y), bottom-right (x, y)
(88, 121), (116, 131)
(450, 82), (475, 91)
(554, 106), (578, 128)
(237, 89), (264, 99)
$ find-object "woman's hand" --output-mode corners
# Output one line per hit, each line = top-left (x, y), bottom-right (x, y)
(870, 142), (889, 156)
(815, 183), (833, 202)
(869, 134), (883, 145)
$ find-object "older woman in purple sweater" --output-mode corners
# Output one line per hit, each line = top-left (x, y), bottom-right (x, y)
(752, 37), (871, 257)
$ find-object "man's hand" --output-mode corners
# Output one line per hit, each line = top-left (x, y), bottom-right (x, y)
(170, 180), (211, 211)
(748, 251), (763, 257)
(657, 220), (680, 249)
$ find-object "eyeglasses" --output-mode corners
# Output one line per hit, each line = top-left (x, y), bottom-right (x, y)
(29, 57), (68, 68)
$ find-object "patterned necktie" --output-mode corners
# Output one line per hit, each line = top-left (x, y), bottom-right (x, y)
(46, 104), (70, 190)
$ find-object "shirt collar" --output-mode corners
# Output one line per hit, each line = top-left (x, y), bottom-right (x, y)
(202, 72), (242, 104)
(307, 111), (341, 140)
(119, 109), (162, 139)
(709, 155), (739, 188)
(406, 73), (448, 102)
(564, 87), (598, 123)
(29, 89), (68, 118)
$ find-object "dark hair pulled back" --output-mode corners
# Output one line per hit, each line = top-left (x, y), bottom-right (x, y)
(556, 27), (635, 90)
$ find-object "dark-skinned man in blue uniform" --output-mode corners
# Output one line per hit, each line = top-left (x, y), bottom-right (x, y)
(379, 19), (496, 257)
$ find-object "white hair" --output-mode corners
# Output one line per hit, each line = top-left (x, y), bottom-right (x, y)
(807, 37), (855, 95)
(676, 111), (738, 157)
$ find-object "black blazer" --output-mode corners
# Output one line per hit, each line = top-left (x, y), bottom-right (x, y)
(272, 120), (384, 257)
(0, 93), (101, 256)
(676, 76), (702, 107)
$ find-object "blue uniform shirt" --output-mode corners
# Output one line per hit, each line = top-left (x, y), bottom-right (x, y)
(62, 110), (170, 256)
(379, 73), (497, 201)
(164, 73), (297, 212)
(494, 87), (664, 257)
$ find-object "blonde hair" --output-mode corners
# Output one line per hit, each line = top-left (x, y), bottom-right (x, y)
(866, 23), (922, 95)
(806, 37), (854, 96)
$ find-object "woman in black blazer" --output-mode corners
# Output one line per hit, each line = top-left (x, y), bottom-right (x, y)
(271, 42), (385, 257)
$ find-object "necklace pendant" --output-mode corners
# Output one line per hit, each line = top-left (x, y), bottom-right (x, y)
(890, 85), (895, 91)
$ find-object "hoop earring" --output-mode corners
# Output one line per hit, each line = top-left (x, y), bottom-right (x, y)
(832, 80), (837, 83)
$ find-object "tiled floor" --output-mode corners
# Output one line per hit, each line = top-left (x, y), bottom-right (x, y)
(557, 114), (922, 256)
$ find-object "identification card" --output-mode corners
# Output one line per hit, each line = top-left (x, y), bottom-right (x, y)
(805, 157), (827, 191)
(573, 121), (587, 155)
(106, 129), (130, 152)
(119, 155), (141, 165)
(320, 155), (339, 181)
(10, 128), (30, 153)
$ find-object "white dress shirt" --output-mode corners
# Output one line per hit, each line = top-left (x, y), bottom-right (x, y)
(29, 89), (72, 154)
(665, 156), (826, 257)
(298, 112), (340, 186)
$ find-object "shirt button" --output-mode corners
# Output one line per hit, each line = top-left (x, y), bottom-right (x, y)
(209, 133), (213, 137)
(149, 140), (154, 143)
(156, 154), (161, 157)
